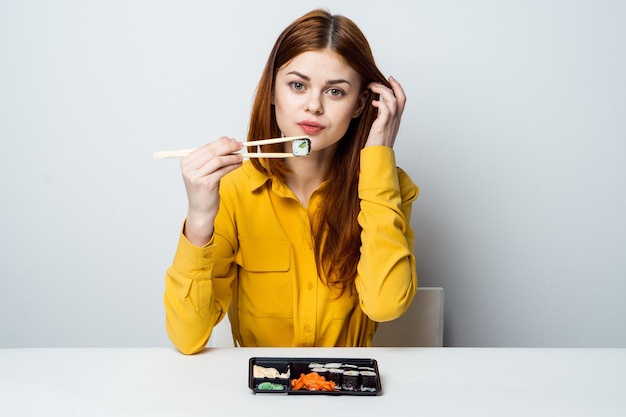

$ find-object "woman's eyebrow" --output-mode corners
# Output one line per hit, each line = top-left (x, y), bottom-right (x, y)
(287, 71), (352, 86)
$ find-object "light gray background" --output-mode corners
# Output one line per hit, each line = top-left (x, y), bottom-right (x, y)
(1, 0), (624, 348)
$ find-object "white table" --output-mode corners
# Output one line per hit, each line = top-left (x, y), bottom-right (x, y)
(1, 347), (624, 416)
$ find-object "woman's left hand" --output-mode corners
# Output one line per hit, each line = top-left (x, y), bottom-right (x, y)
(365, 76), (406, 148)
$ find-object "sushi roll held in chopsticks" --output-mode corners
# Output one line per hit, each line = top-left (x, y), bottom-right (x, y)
(290, 137), (311, 156)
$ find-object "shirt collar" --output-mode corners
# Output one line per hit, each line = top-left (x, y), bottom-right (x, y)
(241, 160), (329, 199)
(242, 161), (271, 192)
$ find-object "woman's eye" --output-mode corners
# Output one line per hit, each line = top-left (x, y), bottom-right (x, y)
(290, 82), (305, 91)
(328, 88), (344, 97)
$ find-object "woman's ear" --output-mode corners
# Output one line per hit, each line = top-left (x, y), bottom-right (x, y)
(352, 90), (368, 118)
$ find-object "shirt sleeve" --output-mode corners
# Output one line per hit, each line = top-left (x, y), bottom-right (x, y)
(355, 146), (419, 322)
(163, 225), (232, 354)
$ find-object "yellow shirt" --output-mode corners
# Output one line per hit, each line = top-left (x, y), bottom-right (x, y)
(164, 146), (419, 354)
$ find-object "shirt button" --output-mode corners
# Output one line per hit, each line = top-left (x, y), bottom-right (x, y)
(304, 325), (311, 333)
(307, 282), (313, 290)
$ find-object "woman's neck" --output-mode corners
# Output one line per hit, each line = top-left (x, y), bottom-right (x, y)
(284, 147), (334, 207)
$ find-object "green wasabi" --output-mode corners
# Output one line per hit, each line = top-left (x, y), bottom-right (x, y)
(257, 382), (285, 391)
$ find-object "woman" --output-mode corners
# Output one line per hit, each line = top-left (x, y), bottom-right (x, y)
(164, 9), (418, 354)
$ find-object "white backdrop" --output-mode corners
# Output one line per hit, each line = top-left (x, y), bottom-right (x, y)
(1, 0), (624, 348)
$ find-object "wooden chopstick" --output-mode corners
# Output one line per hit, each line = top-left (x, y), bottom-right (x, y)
(242, 135), (309, 147)
(239, 152), (295, 158)
(153, 136), (309, 159)
(152, 149), (196, 158)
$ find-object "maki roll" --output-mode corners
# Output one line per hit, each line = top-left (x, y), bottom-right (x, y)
(291, 138), (312, 156)
(324, 362), (342, 369)
(360, 370), (377, 392)
(342, 370), (360, 391)
(327, 368), (344, 389)
(310, 367), (329, 380)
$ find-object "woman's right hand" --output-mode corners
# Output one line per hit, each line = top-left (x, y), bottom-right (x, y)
(181, 136), (243, 246)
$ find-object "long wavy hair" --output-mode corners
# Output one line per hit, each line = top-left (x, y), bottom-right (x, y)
(247, 9), (389, 296)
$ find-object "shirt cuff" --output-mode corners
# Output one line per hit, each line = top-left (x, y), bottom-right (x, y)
(359, 146), (400, 192)
(172, 224), (217, 280)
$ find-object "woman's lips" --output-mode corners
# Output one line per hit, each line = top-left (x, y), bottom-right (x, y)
(298, 121), (325, 135)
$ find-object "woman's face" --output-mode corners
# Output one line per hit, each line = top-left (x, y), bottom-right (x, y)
(273, 49), (366, 153)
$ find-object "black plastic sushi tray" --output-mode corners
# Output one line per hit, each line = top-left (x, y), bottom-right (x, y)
(249, 356), (382, 395)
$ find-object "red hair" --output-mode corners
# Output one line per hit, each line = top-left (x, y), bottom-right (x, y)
(248, 9), (389, 296)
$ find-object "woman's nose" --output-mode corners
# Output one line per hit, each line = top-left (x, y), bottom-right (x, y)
(305, 94), (323, 114)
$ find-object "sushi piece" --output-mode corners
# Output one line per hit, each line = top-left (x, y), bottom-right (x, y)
(327, 368), (344, 390)
(308, 362), (325, 369)
(310, 367), (329, 379)
(359, 370), (378, 392)
(291, 138), (311, 156)
(342, 370), (360, 391)
(323, 362), (342, 369)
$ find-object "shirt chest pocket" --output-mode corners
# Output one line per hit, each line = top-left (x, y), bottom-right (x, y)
(236, 238), (293, 318)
